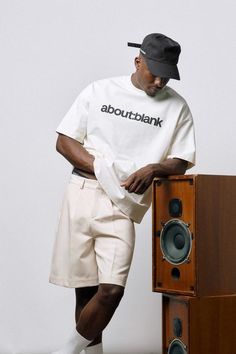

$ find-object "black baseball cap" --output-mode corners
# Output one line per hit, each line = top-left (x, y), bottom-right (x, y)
(128, 33), (181, 80)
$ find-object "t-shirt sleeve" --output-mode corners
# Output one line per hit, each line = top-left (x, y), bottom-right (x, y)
(166, 103), (196, 168)
(56, 84), (92, 144)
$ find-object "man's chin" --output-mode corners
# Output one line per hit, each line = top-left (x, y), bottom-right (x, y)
(146, 90), (158, 97)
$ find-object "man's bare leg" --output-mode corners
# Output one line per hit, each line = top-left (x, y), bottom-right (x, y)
(52, 284), (124, 354)
(75, 286), (102, 347)
(76, 283), (124, 340)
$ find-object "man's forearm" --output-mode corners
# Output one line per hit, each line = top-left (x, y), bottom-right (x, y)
(56, 134), (95, 174)
(149, 158), (188, 178)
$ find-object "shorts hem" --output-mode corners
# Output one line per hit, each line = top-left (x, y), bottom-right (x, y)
(49, 276), (99, 288)
(98, 276), (127, 288)
(49, 275), (128, 288)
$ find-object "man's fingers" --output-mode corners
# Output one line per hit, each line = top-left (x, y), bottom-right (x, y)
(121, 178), (150, 194)
(127, 180), (140, 193)
(120, 167), (153, 194)
(120, 174), (136, 187)
(132, 178), (152, 194)
(132, 181), (147, 194)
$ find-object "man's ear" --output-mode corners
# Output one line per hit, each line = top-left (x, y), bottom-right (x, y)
(134, 56), (141, 70)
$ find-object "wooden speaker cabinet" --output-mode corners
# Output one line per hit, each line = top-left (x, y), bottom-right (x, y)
(162, 294), (236, 354)
(152, 174), (236, 296)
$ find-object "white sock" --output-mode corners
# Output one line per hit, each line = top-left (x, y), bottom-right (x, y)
(84, 343), (103, 354)
(52, 328), (92, 354)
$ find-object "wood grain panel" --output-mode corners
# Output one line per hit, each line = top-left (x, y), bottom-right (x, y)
(153, 174), (236, 296)
(163, 294), (236, 354)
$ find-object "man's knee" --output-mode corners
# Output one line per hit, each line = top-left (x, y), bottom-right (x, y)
(75, 286), (98, 306)
(97, 284), (124, 308)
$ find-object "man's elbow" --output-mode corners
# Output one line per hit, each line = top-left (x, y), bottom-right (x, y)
(56, 134), (64, 154)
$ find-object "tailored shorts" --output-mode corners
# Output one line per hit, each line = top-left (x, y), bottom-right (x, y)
(49, 174), (135, 288)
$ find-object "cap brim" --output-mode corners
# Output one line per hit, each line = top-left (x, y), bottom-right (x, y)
(127, 42), (141, 48)
(145, 57), (180, 80)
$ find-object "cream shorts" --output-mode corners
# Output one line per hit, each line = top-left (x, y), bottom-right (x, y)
(49, 174), (135, 288)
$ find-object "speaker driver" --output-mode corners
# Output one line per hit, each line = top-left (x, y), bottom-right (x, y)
(168, 339), (187, 354)
(160, 219), (192, 265)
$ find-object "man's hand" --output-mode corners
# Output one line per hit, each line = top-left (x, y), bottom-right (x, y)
(120, 159), (188, 194)
(120, 165), (155, 194)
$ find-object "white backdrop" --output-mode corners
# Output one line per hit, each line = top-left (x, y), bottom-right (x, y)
(0, 1), (235, 353)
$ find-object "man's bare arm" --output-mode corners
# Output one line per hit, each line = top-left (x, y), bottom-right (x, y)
(120, 158), (188, 194)
(56, 134), (95, 177)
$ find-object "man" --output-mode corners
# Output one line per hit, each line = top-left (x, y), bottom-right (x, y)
(49, 33), (196, 354)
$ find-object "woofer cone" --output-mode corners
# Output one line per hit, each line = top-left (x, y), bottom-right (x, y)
(168, 339), (187, 354)
(160, 219), (192, 265)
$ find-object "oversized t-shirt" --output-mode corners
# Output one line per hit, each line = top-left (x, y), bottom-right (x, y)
(56, 75), (196, 223)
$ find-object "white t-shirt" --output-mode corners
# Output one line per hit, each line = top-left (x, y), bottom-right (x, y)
(56, 75), (196, 223)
